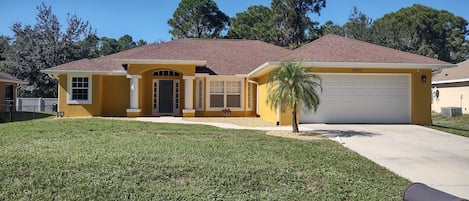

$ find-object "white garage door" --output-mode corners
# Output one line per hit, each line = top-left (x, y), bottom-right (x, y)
(300, 73), (411, 124)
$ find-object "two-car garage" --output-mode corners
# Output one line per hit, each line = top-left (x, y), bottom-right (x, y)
(299, 73), (412, 124)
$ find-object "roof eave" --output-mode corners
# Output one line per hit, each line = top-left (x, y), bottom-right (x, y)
(0, 79), (27, 84)
(41, 69), (127, 76)
(432, 78), (469, 85)
(248, 61), (456, 78)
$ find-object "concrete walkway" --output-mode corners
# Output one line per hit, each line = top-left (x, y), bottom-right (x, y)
(128, 117), (469, 199)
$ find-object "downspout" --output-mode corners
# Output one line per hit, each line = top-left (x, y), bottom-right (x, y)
(432, 67), (443, 76)
(247, 80), (259, 116)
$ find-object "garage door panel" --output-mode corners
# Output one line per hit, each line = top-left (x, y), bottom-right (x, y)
(300, 74), (411, 124)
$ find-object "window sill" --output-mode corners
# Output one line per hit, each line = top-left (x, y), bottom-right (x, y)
(67, 100), (92, 105)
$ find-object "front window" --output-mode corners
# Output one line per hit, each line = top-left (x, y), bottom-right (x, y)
(71, 77), (89, 100)
(68, 75), (92, 104)
(209, 81), (241, 108)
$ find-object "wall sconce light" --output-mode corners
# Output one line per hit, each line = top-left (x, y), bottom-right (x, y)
(421, 75), (427, 83)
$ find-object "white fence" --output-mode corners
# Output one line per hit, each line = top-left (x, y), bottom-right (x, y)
(16, 98), (58, 113)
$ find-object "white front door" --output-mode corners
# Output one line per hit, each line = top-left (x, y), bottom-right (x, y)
(152, 79), (180, 116)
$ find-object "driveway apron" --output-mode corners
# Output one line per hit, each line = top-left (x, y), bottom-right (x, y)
(300, 124), (469, 199)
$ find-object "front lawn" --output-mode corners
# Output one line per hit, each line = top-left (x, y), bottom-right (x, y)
(431, 113), (469, 138)
(0, 111), (54, 123)
(0, 118), (409, 200)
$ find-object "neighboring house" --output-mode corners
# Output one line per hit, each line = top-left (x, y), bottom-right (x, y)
(0, 72), (26, 112)
(43, 34), (454, 125)
(432, 60), (469, 114)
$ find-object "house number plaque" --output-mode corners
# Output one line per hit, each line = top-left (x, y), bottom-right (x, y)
(352, 68), (363, 73)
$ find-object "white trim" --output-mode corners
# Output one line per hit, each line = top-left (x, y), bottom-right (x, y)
(195, 78), (205, 111)
(248, 80), (259, 115)
(247, 61), (456, 78)
(183, 76), (195, 80)
(432, 78), (469, 84)
(183, 109), (196, 113)
(126, 74), (142, 79)
(0, 79), (27, 84)
(126, 109), (142, 113)
(113, 59), (207, 66)
(195, 73), (210, 77)
(206, 78), (245, 111)
(42, 69), (126, 75)
(67, 74), (92, 105)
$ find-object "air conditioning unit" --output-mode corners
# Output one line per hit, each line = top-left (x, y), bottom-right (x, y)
(441, 107), (462, 117)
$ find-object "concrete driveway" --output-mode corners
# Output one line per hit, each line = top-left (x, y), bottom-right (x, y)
(300, 124), (469, 199)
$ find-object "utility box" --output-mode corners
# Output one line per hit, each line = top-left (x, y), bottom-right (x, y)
(441, 107), (462, 117)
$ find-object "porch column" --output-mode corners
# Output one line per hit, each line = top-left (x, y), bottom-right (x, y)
(183, 76), (195, 117)
(126, 74), (142, 116)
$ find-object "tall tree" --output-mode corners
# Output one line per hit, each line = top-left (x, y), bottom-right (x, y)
(317, 20), (344, 36)
(168, 0), (229, 38)
(343, 7), (374, 42)
(117, 34), (136, 51)
(227, 5), (275, 43)
(271, 0), (326, 48)
(98, 37), (119, 56)
(0, 36), (11, 61)
(373, 4), (468, 63)
(267, 60), (322, 132)
(6, 3), (92, 97)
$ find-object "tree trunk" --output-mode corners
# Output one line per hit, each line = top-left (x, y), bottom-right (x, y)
(292, 103), (299, 133)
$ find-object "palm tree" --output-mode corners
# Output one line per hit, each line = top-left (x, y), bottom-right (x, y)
(267, 60), (322, 132)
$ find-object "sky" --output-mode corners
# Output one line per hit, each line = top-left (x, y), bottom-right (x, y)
(1, 0), (469, 43)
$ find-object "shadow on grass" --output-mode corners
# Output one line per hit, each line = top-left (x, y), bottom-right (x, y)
(0, 112), (54, 123)
(314, 129), (380, 138)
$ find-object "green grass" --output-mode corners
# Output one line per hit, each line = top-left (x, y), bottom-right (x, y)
(431, 113), (469, 137)
(0, 111), (54, 123)
(0, 118), (409, 200)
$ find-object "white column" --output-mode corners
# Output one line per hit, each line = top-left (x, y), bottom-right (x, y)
(126, 74), (142, 113)
(183, 76), (195, 113)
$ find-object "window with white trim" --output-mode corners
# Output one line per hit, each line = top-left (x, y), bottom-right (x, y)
(196, 79), (204, 110)
(247, 83), (253, 110)
(209, 81), (241, 108)
(67, 75), (92, 104)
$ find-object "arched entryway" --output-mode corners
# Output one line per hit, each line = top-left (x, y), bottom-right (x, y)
(152, 70), (181, 116)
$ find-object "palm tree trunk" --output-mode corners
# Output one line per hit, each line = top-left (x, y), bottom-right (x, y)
(292, 103), (299, 133)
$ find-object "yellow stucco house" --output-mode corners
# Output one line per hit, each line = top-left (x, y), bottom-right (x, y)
(43, 34), (454, 125)
(0, 72), (26, 112)
(432, 60), (469, 114)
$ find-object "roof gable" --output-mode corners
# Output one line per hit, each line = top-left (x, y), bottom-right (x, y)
(0, 72), (26, 84)
(46, 39), (291, 75)
(280, 34), (449, 65)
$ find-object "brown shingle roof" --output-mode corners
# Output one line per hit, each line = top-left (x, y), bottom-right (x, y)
(0, 72), (25, 83)
(433, 60), (469, 82)
(281, 34), (450, 64)
(45, 35), (452, 75)
(46, 39), (291, 75)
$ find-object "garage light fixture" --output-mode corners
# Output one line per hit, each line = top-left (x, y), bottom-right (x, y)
(421, 75), (427, 83)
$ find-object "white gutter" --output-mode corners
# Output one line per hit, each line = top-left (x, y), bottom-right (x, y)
(0, 79), (27, 85)
(248, 61), (456, 78)
(113, 59), (207, 66)
(432, 78), (469, 85)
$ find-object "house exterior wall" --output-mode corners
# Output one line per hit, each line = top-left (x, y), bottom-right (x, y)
(432, 82), (469, 114)
(256, 67), (433, 125)
(58, 74), (102, 117)
(101, 76), (129, 116)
